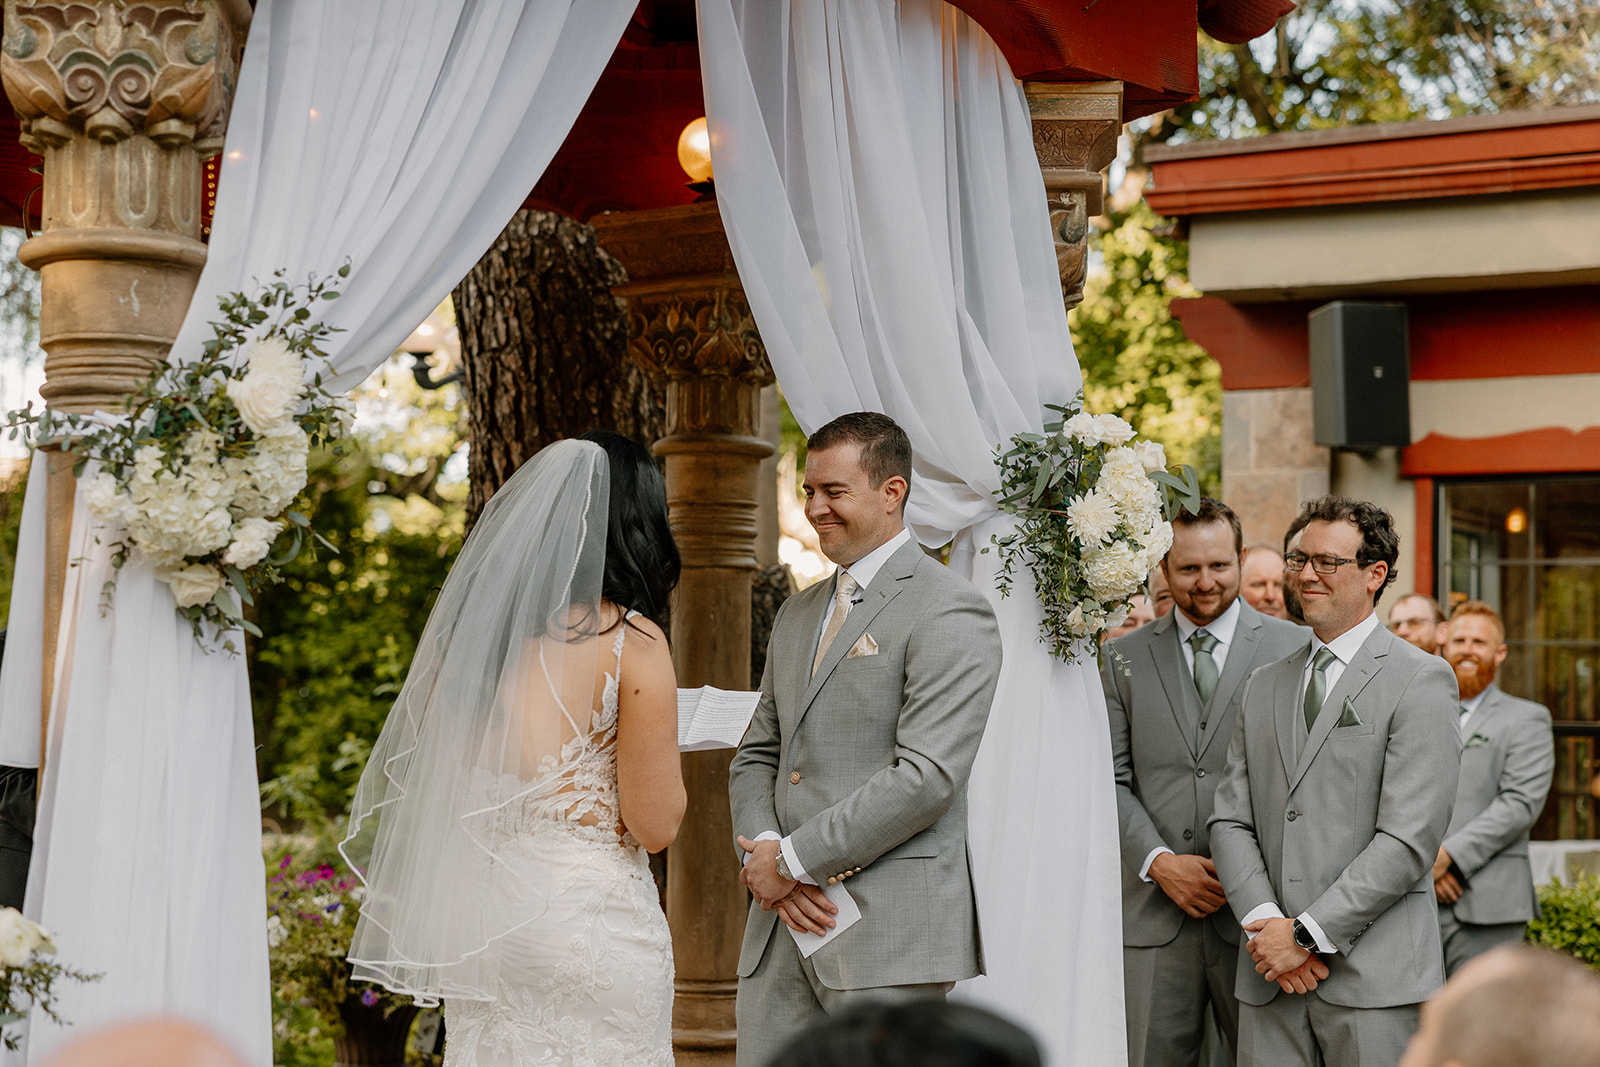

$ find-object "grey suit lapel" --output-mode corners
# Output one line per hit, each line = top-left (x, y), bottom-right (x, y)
(1274, 648), (1309, 781)
(1198, 607), (1262, 759)
(796, 539), (917, 724)
(1289, 627), (1387, 793)
(1148, 614), (1201, 757)
(779, 580), (833, 734)
(1463, 684), (1505, 739)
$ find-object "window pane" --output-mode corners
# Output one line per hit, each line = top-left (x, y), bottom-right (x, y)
(1444, 482), (1532, 564)
(1538, 565), (1600, 644)
(1536, 480), (1600, 560)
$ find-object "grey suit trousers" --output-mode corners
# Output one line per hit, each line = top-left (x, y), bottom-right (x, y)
(734, 928), (952, 1067)
(1437, 908), (1526, 978)
(1124, 917), (1239, 1067)
(1238, 994), (1417, 1067)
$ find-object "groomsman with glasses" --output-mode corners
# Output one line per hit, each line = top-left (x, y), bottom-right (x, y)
(1103, 498), (1304, 1067)
(1211, 496), (1461, 1067)
(1433, 600), (1555, 976)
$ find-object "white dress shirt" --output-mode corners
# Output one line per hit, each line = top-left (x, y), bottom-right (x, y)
(1140, 599), (1244, 881)
(1458, 687), (1489, 736)
(750, 527), (913, 885)
(1239, 610), (1384, 955)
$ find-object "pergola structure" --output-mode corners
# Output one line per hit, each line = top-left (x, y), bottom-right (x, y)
(0, 2), (1290, 1062)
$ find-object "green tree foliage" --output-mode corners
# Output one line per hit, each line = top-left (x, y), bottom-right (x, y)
(254, 358), (467, 829)
(1071, 202), (1221, 496)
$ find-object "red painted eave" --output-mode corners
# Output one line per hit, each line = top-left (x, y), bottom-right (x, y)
(1146, 104), (1600, 218)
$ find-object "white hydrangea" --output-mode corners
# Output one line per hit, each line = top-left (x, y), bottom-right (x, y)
(223, 517), (284, 570)
(226, 336), (305, 435)
(1066, 490), (1121, 546)
(1083, 541), (1147, 601)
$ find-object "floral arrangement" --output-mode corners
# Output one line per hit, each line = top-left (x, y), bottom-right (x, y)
(266, 845), (409, 1026)
(989, 401), (1201, 662)
(0, 907), (98, 1050)
(6, 268), (352, 650)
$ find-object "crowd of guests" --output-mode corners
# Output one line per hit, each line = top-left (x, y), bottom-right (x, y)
(1103, 494), (1569, 1067)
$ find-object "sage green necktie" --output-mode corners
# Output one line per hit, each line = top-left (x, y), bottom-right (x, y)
(1303, 646), (1337, 732)
(1189, 630), (1220, 707)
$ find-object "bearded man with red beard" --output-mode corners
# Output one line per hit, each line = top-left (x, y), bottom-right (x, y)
(1433, 601), (1556, 977)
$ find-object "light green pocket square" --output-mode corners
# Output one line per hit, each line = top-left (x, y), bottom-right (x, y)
(1465, 732), (1492, 748)
(1336, 696), (1363, 728)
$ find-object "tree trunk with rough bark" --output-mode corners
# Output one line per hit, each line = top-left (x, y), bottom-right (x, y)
(453, 209), (665, 522)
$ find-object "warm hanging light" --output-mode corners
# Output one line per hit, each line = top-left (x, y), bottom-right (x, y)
(1505, 507), (1528, 534)
(677, 117), (713, 183)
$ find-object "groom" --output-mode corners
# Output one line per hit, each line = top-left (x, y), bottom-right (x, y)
(729, 412), (1002, 1066)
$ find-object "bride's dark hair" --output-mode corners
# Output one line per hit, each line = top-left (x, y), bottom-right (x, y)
(579, 430), (680, 630)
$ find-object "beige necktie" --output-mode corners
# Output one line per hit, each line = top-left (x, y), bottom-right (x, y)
(812, 572), (859, 676)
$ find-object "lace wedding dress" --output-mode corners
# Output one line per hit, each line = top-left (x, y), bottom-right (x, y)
(442, 619), (674, 1067)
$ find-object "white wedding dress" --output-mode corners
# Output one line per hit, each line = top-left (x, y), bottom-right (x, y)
(442, 619), (675, 1067)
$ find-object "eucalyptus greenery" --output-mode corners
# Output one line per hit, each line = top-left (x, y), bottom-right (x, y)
(989, 401), (1201, 662)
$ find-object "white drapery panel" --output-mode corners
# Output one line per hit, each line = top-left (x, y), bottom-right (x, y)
(5, 1), (634, 1062)
(696, 1), (1126, 1061)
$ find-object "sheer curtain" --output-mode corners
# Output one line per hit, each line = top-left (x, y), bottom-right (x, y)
(696, 1), (1126, 1061)
(4, 1), (634, 1062)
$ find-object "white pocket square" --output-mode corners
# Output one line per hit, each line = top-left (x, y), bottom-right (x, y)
(846, 633), (879, 658)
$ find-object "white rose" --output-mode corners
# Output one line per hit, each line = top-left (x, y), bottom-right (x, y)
(0, 908), (40, 968)
(226, 337), (305, 436)
(223, 518), (283, 570)
(1066, 491), (1120, 546)
(1064, 412), (1101, 444)
(1091, 413), (1137, 446)
(156, 563), (225, 609)
(1131, 439), (1167, 472)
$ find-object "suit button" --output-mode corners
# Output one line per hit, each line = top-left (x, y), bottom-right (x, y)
(1182, 829), (1193, 840)
(1200, 721), (1208, 731)
(1286, 810), (1298, 822)
(790, 771), (801, 785)
(1196, 769), (1206, 778)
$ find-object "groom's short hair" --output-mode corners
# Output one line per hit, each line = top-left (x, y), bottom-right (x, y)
(808, 412), (913, 505)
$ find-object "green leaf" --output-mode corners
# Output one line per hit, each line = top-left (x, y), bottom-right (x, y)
(285, 510), (310, 527)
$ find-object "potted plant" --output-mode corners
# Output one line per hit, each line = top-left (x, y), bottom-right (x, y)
(1526, 874), (1600, 970)
(267, 845), (419, 1067)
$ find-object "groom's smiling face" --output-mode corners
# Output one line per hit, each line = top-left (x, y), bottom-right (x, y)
(803, 442), (906, 568)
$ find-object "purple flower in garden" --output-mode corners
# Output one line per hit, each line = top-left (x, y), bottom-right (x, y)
(315, 865), (336, 881)
(361, 990), (379, 1007)
(325, 902), (341, 913)
(279, 854), (292, 870)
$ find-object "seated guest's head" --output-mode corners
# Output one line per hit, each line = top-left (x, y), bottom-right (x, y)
(1399, 945), (1600, 1067)
(1389, 593), (1447, 655)
(766, 998), (1042, 1067)
(1444, 600), (1507, 702)
(40, 1019), (248, 1067)
(1103, 594), (1154, 643)
(1240, 545), (1288, 619)
(1147, 566), (1173, 619)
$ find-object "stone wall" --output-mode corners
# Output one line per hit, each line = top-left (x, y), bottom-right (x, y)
(1221, 386), (1331, 549)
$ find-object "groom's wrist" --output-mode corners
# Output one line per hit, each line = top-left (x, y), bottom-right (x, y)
(775, 852), (794, 882)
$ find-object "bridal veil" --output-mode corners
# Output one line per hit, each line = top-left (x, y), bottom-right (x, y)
(341, 439), (611, 1005)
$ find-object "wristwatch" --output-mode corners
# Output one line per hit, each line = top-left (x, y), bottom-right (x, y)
(775, 850), (794, 882)
(1292, 919), (1317, 951)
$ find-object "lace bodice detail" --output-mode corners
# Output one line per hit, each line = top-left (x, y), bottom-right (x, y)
(500, 618), (633, 848)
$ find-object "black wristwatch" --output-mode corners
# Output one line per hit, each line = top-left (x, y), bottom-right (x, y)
(1292, 919), (1317, 951)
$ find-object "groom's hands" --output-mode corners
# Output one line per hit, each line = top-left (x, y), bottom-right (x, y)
(736, 835), (839, 934)
(737, 836), (794, 907)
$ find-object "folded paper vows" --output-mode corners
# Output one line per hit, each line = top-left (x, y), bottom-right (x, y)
(788, 882), (861, 958)
(677, 686), (762, 751)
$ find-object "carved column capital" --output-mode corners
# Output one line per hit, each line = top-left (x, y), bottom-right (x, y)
(2, 0), (251, 413)
(1025, 80), (1123, 310)
(2, 0), (242, 155)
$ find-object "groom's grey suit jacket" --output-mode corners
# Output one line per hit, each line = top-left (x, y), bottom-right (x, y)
(729, 537), (1001, 990)
(1443, 683), (1554, 926)
(1209, 623), (1461, 1008)
(1102, 602), (1306, 948)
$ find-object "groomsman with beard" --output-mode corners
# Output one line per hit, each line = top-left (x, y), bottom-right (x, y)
(1103, 499), (1305, 1066)
(1432, 601), (1555, 976)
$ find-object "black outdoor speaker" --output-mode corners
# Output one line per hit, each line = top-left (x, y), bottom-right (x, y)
(1308, 301), (1411, 450)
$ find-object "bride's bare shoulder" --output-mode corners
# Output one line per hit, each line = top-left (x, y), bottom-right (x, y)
(622, 614), (667, 644)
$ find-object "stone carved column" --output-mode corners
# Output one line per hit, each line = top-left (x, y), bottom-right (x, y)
(592, 201), (773, 1067)
(1024, 81), (1123, 310)
(1, 0), (248, 762)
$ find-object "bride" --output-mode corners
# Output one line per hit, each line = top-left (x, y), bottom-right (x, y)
(341, 432), (687, 1066)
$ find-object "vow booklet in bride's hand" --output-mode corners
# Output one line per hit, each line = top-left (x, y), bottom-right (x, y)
(677, 687), (762, 752)
(789, 882), (861, 958)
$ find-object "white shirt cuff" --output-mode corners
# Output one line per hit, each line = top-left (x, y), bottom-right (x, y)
(1140, 847), (1175, 883)
(1297, 912), (1337, 955)
(1239, 902), (1285, 939)
(742, 830), (781, 867)
(780, 835), (818, 886)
